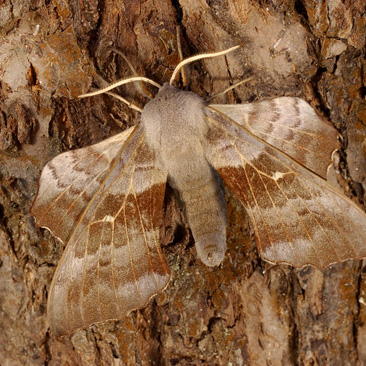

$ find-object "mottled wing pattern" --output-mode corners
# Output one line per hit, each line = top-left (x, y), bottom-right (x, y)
(205, 106), (366, 268)
(210, 97), (340, 178)
(32, 126), (169, 336)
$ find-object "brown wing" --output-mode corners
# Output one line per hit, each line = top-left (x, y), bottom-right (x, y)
(204, 106), (366, 268)
(32, 126), (169, 336)
(210, 97), (340, 178)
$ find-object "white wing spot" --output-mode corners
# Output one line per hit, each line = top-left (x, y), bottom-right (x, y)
(272, 171), (286, 181)
(103, 215), (115, 222)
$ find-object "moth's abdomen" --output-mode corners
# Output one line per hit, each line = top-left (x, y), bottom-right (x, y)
(179, 171), (227, 267)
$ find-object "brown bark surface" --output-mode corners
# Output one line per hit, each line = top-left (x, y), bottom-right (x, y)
(0, 0), (365, 365)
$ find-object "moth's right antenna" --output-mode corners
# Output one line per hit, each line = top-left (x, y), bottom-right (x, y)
(169, 45), (240, 86)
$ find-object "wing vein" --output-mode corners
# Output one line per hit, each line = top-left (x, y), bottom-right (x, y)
(123, 183), (143, 302)
(80, 225), (89, 328)
(111, 219), (120, 313)
(96, 220), (105, 318)
(131, 182), (160, 290)
(237, 145), (276, 260)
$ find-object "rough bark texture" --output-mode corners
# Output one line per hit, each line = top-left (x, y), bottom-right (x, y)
(0, 0), (366, 365)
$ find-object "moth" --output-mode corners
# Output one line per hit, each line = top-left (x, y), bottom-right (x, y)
(31, 46), (366, 337)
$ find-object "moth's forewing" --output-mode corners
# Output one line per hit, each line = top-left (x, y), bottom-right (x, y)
(32, 126), (170, 336)
(210, 98), (340, 178)
(205, 105), (366, 268)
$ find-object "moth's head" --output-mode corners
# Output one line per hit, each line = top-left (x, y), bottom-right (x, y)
(142, 83), (205, 114)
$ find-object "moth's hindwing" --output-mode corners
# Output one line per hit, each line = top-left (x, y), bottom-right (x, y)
(32, 126), (170, 336)
(205, 104), (366, 268)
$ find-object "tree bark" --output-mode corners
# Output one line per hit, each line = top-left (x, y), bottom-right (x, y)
(0, 0), (365, 365)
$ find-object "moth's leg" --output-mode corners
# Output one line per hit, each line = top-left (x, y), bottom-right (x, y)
(105, 91), (143, 113)
(176, 26), (188, 87)
(208, 77), (254, 102)
(110, 48), (154, 99)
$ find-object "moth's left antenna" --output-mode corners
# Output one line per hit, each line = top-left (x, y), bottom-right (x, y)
(78, 76), (162, 113)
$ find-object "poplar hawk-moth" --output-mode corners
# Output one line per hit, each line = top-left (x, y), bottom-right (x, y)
(31, 47), (366, 336)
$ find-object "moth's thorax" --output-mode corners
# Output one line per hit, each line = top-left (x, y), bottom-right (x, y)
(141, 84), (208, 175)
